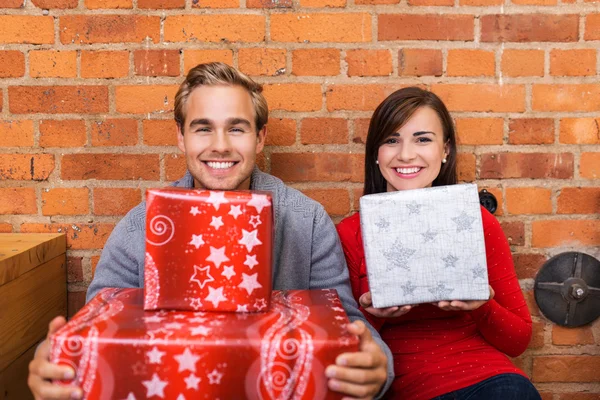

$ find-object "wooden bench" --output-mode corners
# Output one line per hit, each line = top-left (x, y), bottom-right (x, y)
(0, 233), (67, 400)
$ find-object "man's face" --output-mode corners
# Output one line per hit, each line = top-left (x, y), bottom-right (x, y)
(177, 85), (266, 191)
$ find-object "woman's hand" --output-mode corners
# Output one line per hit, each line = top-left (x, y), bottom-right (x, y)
(434, 285), (495, 311)
(359, 291), (414, 318)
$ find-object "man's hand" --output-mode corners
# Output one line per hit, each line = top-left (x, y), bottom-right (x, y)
(325, 320), (388, 400)
(359, 291), (413, 319)
(28, 316), (83, 400)
(434, 285), (495, 311)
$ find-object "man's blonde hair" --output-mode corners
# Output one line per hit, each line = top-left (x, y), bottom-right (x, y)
(174, 62), (268, 132)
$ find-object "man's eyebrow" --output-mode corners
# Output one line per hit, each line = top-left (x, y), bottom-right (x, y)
(227, 118), (252, 127)
(189, 118), (212, 128)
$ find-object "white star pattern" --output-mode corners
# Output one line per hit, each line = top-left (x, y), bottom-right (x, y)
(189, 234), (205, 249)
(184, 374), (201, 390)
(189, 316), (207, 323)
(205, 191), (229, 211)
(247, 194), (271, 214)
(176, 395), (186, 400)
(237, 304), (248, 312)
(238, 272), (263, 295)
(142, 373), (168, 398)
(254, 298), (267, 311)
(143, 315), (164, 324)
(174, 314), (185, 320)
(205, 286), (227, 308)
(238, 229), (262, 252)
(210, 216), (224, 230)
(331, 306), (345, 313)
(221, 265), (236, 280)
(206, 246), (229, 269)
(165, 322), (183, 330)
(189, 298), (203, 310)
(228, 205), (242, 219)
(190, 325), (211, 336)
(124, 393), (136, 400)
(147, 346), (166, 364)
(174, 348), (200, 373)
(249, 215), (262, 228)
(189, 206), (200, 216)
(244, 254), (259, 269)
(207, 369), (224, 385)
(190, 265), (214, 289)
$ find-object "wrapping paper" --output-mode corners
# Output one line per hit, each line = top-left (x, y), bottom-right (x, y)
(359, 184), (489, 307)
(144, 188), (273, 312)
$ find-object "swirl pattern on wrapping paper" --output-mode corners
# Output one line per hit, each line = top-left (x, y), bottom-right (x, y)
(146, 215), (175, 246)
(61, 335), (85, 357)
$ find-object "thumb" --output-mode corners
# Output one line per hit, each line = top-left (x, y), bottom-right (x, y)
(48, 316), (67, 338)
(347, 320), (373, 349)
(359, 292), (373, 308)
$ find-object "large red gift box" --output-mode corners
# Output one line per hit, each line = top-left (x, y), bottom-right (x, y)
(144, 188), (273, 312)
(51, 288), (359, 400)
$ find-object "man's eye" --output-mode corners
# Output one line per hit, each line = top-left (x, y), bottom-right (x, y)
(230, 127), (245, 133)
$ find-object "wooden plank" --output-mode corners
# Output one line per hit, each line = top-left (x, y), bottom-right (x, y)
(0, 254), (67, 372)
(0, 344), (36, 400)
(0, 233), (66, 286)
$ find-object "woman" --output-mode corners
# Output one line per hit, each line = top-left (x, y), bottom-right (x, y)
(337, 87), (540, 400)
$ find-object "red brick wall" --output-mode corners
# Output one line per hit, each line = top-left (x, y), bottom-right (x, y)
(0, 1), (598, 397)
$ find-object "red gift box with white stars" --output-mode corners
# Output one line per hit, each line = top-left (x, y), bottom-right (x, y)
(50, 288), (359, 400)
(144, 188), (273, 312)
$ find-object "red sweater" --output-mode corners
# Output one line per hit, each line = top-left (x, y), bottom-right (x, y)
(337, 206), (532, 400)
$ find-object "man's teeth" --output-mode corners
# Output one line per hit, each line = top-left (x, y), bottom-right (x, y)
(207, 161), (235, 169)
(396, 167), (421, 174)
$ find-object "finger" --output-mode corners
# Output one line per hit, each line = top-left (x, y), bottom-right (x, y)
(35, 380), (82, 400)
(328, 378), (378, 399)
(30, 359), (76, 381)
(325, 364), (382, 385)
(489, 285), (495, 299)
(358, 292), (372, 308)
(48, 316), (67, 337)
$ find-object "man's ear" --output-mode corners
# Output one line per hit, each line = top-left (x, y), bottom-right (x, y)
(177, 124), (185, 153)
(255, 126), (267, 154)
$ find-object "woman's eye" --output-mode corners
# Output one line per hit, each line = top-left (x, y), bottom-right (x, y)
(385, 138), (398, 144)
(417, 137), (432, 143)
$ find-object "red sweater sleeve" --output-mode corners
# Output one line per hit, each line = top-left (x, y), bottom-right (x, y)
(468, 207), (532, 357)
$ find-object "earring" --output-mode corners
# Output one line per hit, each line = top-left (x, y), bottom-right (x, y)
(442, 158), (447, 164)
(376, 160), (379, 164)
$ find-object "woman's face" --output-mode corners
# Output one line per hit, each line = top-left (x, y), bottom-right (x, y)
(377, 106), (448, 192)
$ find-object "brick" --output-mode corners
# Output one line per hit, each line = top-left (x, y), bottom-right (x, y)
(60, 15), (160, 44)
(265, 118), (296, 146)
(346, 50), (392, 77)
(0, 188), (37, 215)
(93, 188), (141, 216)
(409, 0), (453, 4)
(164, 15), (265, 43)
(32, 0), (77, 7)
(42, 188), (89, 215)
(302, 189), (350, 216)
(480, 153), (573, 179)
(558, 394), (600, 400)
(300, 118), (348, 144)
(0, 224), (14, 233)
(91, 119), (138, 146)
(398, 49), (442, 77)
(238, 48), (286, 76)
(292, 49), (340, 76)
(352, 118), (370, 144)
(355, 0), (397, 3)
(524, 290), (540, 317)
(143, 120), (178, 146)
(532, 220), (599, 247)
(0, 120), (34, 147)
(20, 223), (114, 250)
(500, 221), (524, 246)
(134, 50), (180, 77)
(432, 84), (525, 113)
(379, 14), (474, 41)
(513, 253), (547, 279)
(552, 326), (595, 346)
(165, 153), (186, 181)
(533, 84), (600, 112)
(512, 0), (555, 4)
(457, 153), (476, 182)
(0, 154), (54, 181)
(509, 119), (554, 145)
(9, 86), (109, 114)
(61, 154), (159, 180)
(39, 120), (86, 148)
(66, 257), (83, 283)
(271, 13), (371, 43)
(299, 0), (346, 6)
(455, 118), (503, 145)
(263, 84), (322, 112)
(0, 51), (25, 78)
(557, 187), (600, 214)
(506, 187), (552, 215)
(550, 49), (596, 77)
(68, 291), (86, 318)
(530, 322), (546, 349)
(91, 255), (100, 280)
(270, 153), (363, 183)
(29, 50), (77, 78)
(447, 49), (495, 77)
(138, 0), (185, 7)
(85, 0), (133, 8)
(115, 85), (178, 114)
(193, 0), (238, 7)
(81, 51), (129, 79)
(184, 50), (233, 73)
(247, 0), (292, 6)
(533, 356), (600, 382)
(2, 0), (24, 7)
(585, 14), (600, 40)
(580, 153), (599, 179)
(327, 84), (408, 111)
(560, 118), (600, 144)
(460, 0), (501, 4)
(481, 15), (578, 42)
(501, 49), (545, 77)
(0, 16), (54, 44)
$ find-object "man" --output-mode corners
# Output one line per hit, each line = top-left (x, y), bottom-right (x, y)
(28, 62), (393, 400)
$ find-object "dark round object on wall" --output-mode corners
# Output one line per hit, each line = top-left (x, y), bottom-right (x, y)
(478, 189), (498, 215)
